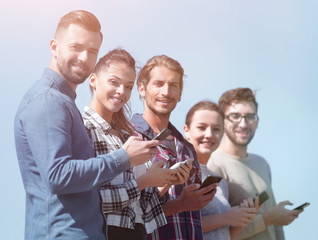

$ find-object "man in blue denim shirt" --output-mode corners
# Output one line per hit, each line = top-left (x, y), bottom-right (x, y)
(14, 10), (159, 240)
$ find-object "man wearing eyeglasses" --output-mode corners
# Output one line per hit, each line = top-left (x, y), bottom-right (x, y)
(208, 88), (300, 240)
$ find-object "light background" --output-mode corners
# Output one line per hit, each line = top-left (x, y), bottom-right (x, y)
(1, 0), (317, 239)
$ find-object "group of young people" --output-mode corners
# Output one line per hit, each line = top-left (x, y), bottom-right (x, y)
(14, 10), (303, 240)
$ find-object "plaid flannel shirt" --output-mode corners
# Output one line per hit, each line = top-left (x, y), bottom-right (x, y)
(83, 107), (167, 234)
(131, 113), (203, 240)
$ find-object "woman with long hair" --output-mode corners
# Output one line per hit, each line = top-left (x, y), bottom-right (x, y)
(83, 48), (187, 240)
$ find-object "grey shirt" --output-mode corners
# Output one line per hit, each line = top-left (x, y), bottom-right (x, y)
(200, 164), (231, 240)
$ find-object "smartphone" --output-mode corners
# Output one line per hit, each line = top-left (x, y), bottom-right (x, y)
(199, 175), (222, 194)
(254, 190), (269, 205)
(169, 158), (194, 169)
(293, 202), (310, 211)
(153, 128), (172, 140)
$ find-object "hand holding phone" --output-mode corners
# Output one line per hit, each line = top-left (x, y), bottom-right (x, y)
(199, 175), (222, 194)
(254, 190), (269, 206)
(169, 158), (193, 169)
(168, 158), (194, 185)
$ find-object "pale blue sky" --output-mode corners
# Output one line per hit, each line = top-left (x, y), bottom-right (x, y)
(1, 1), (317, 239)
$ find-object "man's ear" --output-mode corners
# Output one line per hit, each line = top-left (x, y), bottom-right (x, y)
(255, 117), (259, 129)
(89, 74), (97, 91)
(183, 125), (190, 140)
(50, 39), (57, 57)
(138, 83), (146, 98)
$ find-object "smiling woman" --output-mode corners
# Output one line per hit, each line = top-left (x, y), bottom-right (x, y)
(3, 1), (317, 239)
(87, 48), (136, 134)
(90, 62), (135, 124)
(184, 102), (224, 165)
(83, 48), (180, 240)
(184, 100), (258, 240)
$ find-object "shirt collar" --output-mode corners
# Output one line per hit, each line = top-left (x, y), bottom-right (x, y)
(43, 68), (77, 100)
(130, 113), (152, 136)
(130, 113), (184, 141)
(83, 106), (112, 131)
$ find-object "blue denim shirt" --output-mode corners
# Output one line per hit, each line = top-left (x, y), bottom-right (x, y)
(14, 68), (130, 240)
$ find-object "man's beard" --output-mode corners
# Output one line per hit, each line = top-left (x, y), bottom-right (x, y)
(57, 60), (90, 85)
(224, 128), (255, 147)
(144, 96), (175, 119)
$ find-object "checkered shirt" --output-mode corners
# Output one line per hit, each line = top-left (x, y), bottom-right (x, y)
(83, 107), (167, 234)
(131, 113), (203, 240)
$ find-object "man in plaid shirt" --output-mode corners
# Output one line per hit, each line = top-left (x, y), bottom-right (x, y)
(131, 55), (218, 240)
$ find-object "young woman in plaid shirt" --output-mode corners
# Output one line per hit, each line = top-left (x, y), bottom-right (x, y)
(83, 48), (187, 239)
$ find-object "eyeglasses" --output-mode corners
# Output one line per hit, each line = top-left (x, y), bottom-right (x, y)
(225, 113), (258, 124)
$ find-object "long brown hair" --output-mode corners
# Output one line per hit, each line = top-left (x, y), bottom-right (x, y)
(92, 48), (136, 135)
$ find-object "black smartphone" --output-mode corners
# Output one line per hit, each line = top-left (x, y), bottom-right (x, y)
(153, 128), (172, 140)
(254, 190), (269, 205)
(199, 175), (222, 194)
(293, 202), (310, 210)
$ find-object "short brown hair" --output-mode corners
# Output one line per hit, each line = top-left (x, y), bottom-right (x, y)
(218, 88), (258, 112)
(137, 55), (184, 96)
(185, 100), (224, 127)
(55, 10), (102, 39)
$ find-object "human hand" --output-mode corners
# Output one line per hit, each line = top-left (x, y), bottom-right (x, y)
(139, 161), (178, 188)
(262, 201), (301, 226)
(225, 206), (257, 227)
(178, 183), (218, 212)
(241, 196), (261, 213)
(170, 159), (193, 185)
(122, 136), (159, 166)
